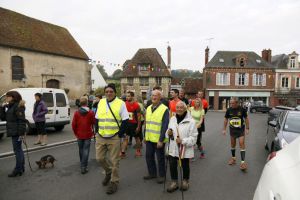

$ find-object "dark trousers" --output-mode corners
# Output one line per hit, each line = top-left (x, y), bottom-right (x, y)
(12, 136), (25, 172)
(77, 139), (91, 168)
(196, 128), (203, 148)
(169, 156), (190, 180)
(145, 141), (165, 177)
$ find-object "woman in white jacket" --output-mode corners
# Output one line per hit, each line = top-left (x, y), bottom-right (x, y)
(165, 101), (198, 192)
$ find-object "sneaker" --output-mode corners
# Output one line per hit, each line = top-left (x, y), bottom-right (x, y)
(167, 181), (178, 193)
(157, 176), (164, 184)
(102, 173), (111, 186)
(135, 150), (142, 157)
(228, 157), (236, 165)
(240, 162), (247, 171)
(40, 143), (47, 146)
(106, 182), (118, 195)
(200, 153), (205, 159)
(81, 167), (88, 174)
(143, 175), (157, 180)
(180, 179), (189, 191)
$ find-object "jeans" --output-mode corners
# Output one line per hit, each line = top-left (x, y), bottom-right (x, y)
(145, 141), (165, 177)
(77, 139), (91, 168)
(12, 136), (25, 172)
(169, 156), (190, 180)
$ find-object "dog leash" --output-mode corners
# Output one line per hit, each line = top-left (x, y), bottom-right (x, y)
(21, 135), (34, 172)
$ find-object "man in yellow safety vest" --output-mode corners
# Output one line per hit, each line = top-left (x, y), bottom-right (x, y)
(143, 89), (169, 184)
(95, 83), (129, 195)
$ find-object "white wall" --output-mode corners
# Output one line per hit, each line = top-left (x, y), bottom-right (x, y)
(91, 65), (107, 90)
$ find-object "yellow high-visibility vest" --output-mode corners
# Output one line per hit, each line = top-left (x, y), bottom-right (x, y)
(97, 98), (123, 138)
(145, 103), (168, 143)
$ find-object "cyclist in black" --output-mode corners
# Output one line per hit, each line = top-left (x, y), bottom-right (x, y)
(222, 97), (249, 171)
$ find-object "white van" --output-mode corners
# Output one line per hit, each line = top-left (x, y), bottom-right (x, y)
(0, 88), (70, 133)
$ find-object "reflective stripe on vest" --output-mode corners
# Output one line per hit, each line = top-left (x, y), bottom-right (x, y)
(97, 98), (123, 138)
(145, 104), (168, 143)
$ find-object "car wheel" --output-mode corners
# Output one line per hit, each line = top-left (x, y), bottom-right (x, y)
(264, 140), (269, 151)
(54, 125), (64, 131)
(251, 108), (256, 113)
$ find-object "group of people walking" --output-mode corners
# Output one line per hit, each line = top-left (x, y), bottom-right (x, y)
(0, 84), (250, 196)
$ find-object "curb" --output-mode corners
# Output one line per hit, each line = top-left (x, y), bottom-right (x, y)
(0, 139), (77, 159)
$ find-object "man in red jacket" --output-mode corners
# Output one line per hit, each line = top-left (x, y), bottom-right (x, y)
(72, 97), (96, 174)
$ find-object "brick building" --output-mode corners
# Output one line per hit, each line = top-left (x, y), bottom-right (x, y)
(120, 48), (172, 100)
(171, 77), (203, 98)
(203, 48), (275, 110)
(271, 51), (300, 106)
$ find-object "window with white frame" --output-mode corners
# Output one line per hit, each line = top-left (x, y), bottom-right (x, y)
(253, 73), (266, 86)
(128, 77), (133, 86)
(296, 77), (300, 88)
(281, 77), (289, 88)
(235, 73), (249, 86)
(156, 77), (162, 85)
(239, 73), (245, 85)
(216, 73), (230, 85)
(290, 57), (296, 68)
(140, 77), (149, 86)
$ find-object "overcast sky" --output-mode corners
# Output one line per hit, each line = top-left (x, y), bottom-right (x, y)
(1, 0), (300, 75)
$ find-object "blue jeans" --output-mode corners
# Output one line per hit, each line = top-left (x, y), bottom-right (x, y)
(77, 139), (91, 168)
(145, 141), (165, 177)
(12, 136), (25, 172)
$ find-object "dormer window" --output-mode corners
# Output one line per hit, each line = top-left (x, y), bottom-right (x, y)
(290, 57), (296, 68)
(219, 58), (224, 63)
(240, 58), (245, 67)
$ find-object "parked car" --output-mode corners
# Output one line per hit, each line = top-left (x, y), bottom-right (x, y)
(0, 88), (70, 134)
(268, 105), (295, 123)
(0, 119), (6, 140)
(265, 110), (300, 152)
(254, 137), (300, 200)
(250, 101), (271, 113)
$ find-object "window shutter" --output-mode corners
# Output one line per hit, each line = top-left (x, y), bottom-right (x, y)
(262, 74), (266, 86)
(245, 73), (249, 86)
(216, 73), (220, 85)
(252, 73), (256, 86)
(235, 73), (239, 86)
(227, 73), (230, 85)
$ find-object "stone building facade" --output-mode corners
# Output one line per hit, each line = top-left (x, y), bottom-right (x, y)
(0, 7), (90, 99)
(121, 48), (172, 99)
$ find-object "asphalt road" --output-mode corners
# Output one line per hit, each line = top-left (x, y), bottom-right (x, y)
(0, 112), (269, 200)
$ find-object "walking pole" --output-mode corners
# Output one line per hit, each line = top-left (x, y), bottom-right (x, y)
(177, 136), (184, 200)
(164, 136), (171, 192)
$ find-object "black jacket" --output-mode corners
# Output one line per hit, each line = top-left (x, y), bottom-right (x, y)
(0, 101), (26, 137)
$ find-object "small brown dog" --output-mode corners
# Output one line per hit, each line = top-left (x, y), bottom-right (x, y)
(36, 155), (56, 169)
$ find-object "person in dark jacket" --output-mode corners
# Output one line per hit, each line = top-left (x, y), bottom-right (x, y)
(0, 91), (26, 177)
(33, 93), (48, 146)
(72, 96), (96, 174)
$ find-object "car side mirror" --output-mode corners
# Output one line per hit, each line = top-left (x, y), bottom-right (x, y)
(268, 121), (277, 127)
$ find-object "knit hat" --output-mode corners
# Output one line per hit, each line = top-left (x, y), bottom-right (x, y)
(104, 83), (117, 93)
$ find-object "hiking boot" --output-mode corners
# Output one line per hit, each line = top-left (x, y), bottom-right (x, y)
(167, 181), (178, 193)
(228, 157), (236, 165)
(157, 176), (164, 184)
(180, 180), (189, 191)
(135, 149), (142, 157)
(143, 175), (157, 180)
(240, 162), (248, 171)
(106, 182), (118, 195)
(81, 167), (88, 174)
(102, 173), (111, 186)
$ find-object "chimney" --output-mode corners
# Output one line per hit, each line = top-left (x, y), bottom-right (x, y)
(167, 45), (171, 69)
(262, 49), (272, 63)
(205, 46), (209, 65)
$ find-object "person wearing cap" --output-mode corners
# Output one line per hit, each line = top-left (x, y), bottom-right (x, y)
(95, 83), (129, 195)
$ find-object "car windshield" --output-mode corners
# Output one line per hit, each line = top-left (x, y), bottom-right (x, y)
(284, 113), (300, 133)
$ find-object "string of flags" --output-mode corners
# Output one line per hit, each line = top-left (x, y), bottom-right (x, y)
(88, 59), (122, 67)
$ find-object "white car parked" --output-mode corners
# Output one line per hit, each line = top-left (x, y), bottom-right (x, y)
(0, 88), (70, 133)
(253, 136), (300, 200)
